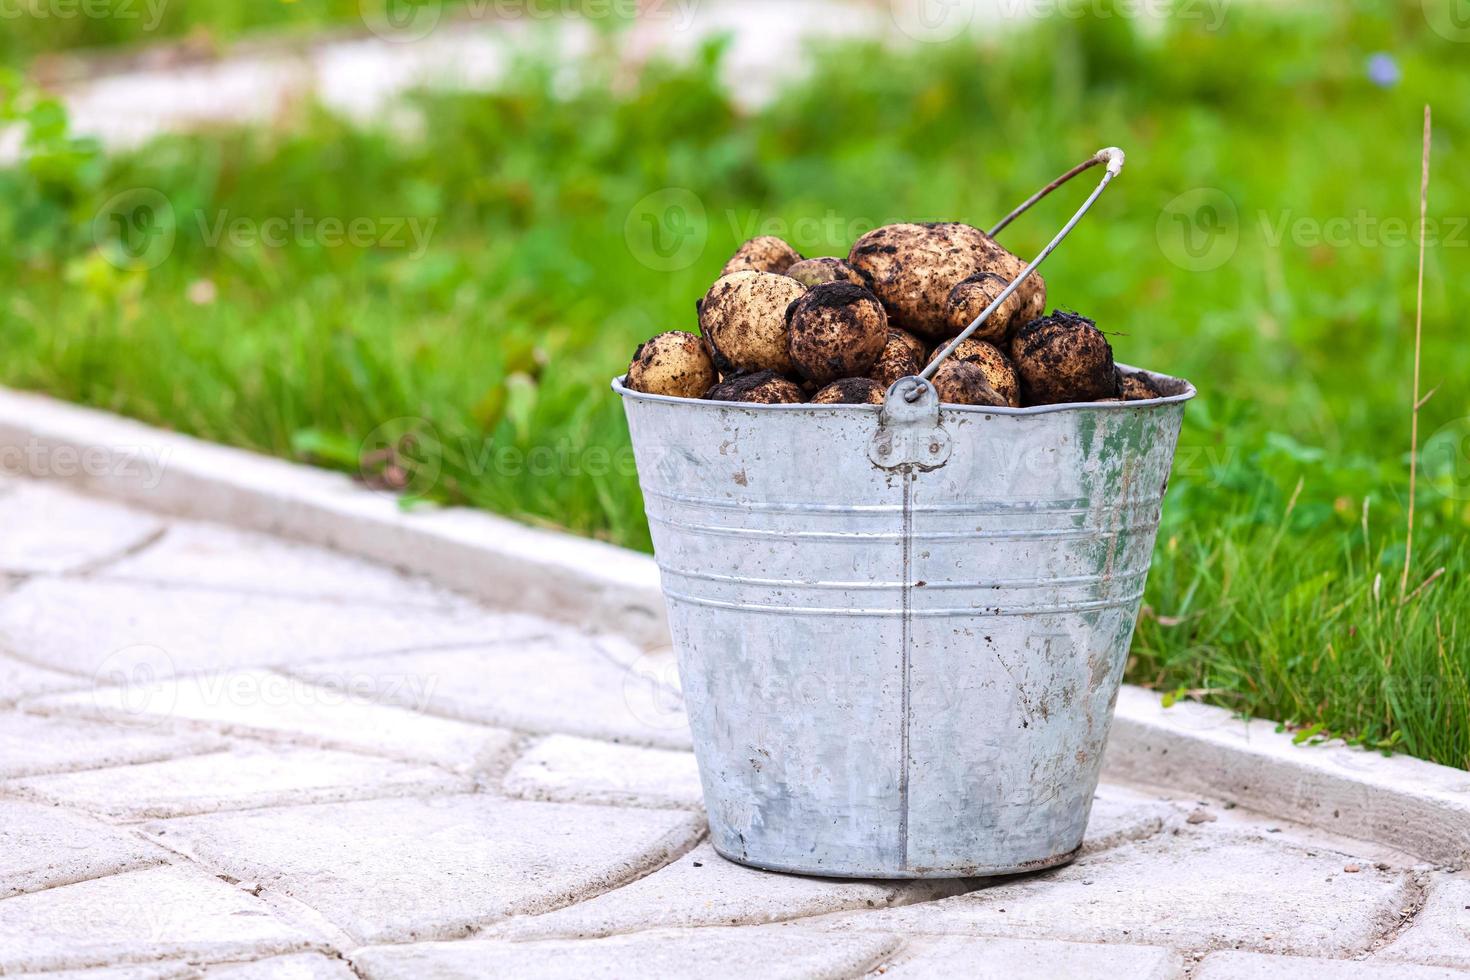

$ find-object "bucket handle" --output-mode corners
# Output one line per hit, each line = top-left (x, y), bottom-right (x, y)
(913, 146), (1126, 393)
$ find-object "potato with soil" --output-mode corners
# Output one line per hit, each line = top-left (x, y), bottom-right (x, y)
(927, 337), (1021, 407)
(945, 270), (1043, 344)
(1010, 311), (1119, 405)
(977, 249), (1047, 329)
(625, 330), (718, 399)
(867, 329), (926, 389)
(785, 257), (866, 288)
(699, 271), (806, 376)
(786, 281), (889, 386)
(704, 370), (805, 404)
(1118, 370), (1162, 401)
(931, 360), (1008, 407)
(721, 236), (803, 276)
(809, 378), (885, 405)
(888, 328), (927, 362)
(848, 222), (1019, 341)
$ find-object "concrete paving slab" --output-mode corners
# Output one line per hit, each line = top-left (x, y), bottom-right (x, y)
(29, 669), (517, 772)
(806, 828), (1413, 957)
(0, 864), (316, 974)
(1375, 873), (1470, 969)
(352, 926), (897, 980)
(0, 654), (88, 705)
(287, 638), (691, 750)
(141, 795), (705, 943)
(0, 481), (162, 574)
(5, 744), (471, 820)
(501, 734), (702, 810)
(0, 799), (164, 897)
(483, 841), (965, 941)
(99, 520), (461, 609)
(0, 578), (545, 676)
(877, 935), (1184, 978)
(1197, 950), (1470, 979)
(0, 711), (222, 779)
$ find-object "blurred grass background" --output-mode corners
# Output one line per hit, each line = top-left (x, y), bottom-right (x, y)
(0, 1), (1466, 766)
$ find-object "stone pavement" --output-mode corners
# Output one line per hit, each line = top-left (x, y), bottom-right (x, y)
(1, 475), (1466, 978)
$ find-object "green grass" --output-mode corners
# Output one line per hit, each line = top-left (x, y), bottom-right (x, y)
(0, 0), (629, 67)
(0, 0), (372, 66)
(1, 3), (1467, 766)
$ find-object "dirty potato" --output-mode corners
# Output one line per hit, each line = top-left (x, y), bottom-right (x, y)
(625, 330), (718, 399)
(928, 338), (1021, 407)
(1118, 370), (1162, 401)
(945, 270), (1037, 344)
(784, 257), (866, 288)
(976, 247), (1047, 329)
(699, 271), (806, 376)
(888, 327), (927, 362)
(704, 370), (805, 404)
(848, 222), (1007, 341)
(1010, 311), (1119, 405)
(931, 359), (1009, 408)
(809, 377), (885, 405)
(867, 330), (925, 389)
(721, 236), (803, 276)
(787, 281), (889, 386)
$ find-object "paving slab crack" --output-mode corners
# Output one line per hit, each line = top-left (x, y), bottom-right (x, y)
(0, 726), (229, 783)
(70, 524), (170, 578)
(1364, 867), (1434, 955)
(831, 932), (907, 978)
(454, 828), (711, 943)
(0, 848), (168, 903)
(0, 646), (93, 679)
(142, 833), (358, 954)
(16, 701), (502, 781)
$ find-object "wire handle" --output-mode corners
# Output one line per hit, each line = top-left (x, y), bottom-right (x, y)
(914, 147), (1126, 398)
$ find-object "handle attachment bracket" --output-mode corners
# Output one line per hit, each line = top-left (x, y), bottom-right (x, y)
(871, 377), (951, 471)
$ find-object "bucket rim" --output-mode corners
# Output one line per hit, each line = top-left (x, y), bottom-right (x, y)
(612, 362), (1196, 416)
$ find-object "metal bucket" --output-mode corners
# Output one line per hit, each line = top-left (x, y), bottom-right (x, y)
(615, 148), (1196, 877)
(616, 369), (1194, 877)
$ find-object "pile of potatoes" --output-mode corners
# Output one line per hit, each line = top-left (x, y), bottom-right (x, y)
(624, 223), (1165, 407)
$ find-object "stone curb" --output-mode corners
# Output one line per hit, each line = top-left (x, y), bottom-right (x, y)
(2, 386), (1465, 868)
(0, 388), (667, 647)
(1103, 687), (1469, 868)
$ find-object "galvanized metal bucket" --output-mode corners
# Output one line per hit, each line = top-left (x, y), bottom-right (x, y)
(616, 369), (1193, 878)
(614, 149), (1197, 878)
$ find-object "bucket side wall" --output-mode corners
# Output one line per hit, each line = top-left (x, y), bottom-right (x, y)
(903, 405), (1186, 873)
(621, 389), (1189, 878)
